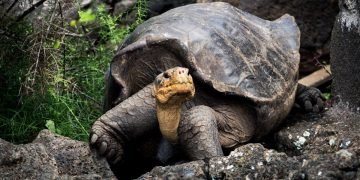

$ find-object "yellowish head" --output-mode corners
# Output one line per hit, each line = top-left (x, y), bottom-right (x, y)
(154, 67), (195, 105)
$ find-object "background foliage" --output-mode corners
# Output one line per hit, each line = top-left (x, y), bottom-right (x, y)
(0, 0), (147, 143)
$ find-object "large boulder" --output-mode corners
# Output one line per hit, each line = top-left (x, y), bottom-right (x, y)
(0, 129), (115, 179)
(330, 0), (360, 108)
(139, 106), (360, 179)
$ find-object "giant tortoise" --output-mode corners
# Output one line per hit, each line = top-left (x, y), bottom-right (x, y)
(90, 2), (324, 166)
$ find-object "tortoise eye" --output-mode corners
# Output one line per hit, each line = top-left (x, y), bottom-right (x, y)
(163, 72), (170, 79)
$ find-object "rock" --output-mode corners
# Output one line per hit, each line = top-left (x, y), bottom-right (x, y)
(274, 106), (360, 156)
(209, 144), (301, 179)
(111, 0), (196, 23)
(138, 106), (360, 179)
(113, 0), (137, 16)
(0, 0), (99, 27)
(208, 143), (359, 179)
(138, 160), (208, 179)
(0, 0), (36, 22)
(299, 150), (359, 179)
(330, 0), (360, 108)
(146, 0), (196, 17)
(0, 129), (115, 179)
(271, 105), (360, 179)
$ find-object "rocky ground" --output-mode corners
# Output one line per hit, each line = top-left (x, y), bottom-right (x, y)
(0, 104), (358, 179)
(0, 130), (115, 179)
(139, 105), (360, 179)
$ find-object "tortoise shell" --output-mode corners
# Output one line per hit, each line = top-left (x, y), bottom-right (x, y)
(106, 2), (300, 110)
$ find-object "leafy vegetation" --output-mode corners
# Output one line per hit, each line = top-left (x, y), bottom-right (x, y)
(0, 0), (147, 143)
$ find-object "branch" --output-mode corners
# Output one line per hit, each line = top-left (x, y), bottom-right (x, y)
(16, 0), (47, 22)
(56, 32), (84, 37)
(299, 65), (332, 87)
(58, 0), (67, 93)
(3, 0), (19, 17)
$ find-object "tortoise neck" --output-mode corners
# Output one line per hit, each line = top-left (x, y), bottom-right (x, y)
(156, 102), (183, 144)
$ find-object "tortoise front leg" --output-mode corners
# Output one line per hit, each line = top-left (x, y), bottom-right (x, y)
(90, 84), (157, 164)
(178, 105), (223, 160)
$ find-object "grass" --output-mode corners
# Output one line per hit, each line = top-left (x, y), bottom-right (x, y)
(0, 0), (147, 143)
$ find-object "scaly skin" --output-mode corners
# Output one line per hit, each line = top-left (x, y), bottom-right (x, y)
(178, 105), (223, 159)
(90, 84), (157, 164)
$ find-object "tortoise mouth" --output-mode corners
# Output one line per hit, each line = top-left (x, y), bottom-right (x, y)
(155, 82), (195, 104)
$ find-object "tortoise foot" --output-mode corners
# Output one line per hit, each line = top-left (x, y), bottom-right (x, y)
(296, 85), (325, 113)
(90, 120), (124, 164)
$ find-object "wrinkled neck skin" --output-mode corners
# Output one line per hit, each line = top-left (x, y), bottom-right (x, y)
(156, 101), (183, 144)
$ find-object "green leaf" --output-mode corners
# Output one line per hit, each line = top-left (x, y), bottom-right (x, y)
(45, 120), (56, 133)
(69, 20), (78, 27)
(79, 9), (96, 23)
(97, 4), (106, 13)
(55, 128), (62, 134)
(322, 93), (331, 100)
(53, 39), (61, 49)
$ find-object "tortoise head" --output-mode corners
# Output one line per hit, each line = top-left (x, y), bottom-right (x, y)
(153, 67), (195, 143)
(154, 67), (195, 105)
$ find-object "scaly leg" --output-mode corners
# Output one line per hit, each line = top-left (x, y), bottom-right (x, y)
(90, 84), (157, 164)
(178, 105), (223, 160)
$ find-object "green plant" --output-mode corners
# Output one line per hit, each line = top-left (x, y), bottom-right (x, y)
(0, 0), (147, 143)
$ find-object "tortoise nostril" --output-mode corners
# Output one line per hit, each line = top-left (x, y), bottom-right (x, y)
(178, 69), (185, 75)
(164, 72), (170, 79)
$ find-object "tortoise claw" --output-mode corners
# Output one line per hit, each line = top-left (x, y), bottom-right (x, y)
(106, 149), (115, 160)
(99, 142), (108, 155)
(112, 156), (122, 165)
(304, 100), (313, 112)
(313, 105), (320, 113)
(317, 97), (324, 109)
(90, 134), (98, 144)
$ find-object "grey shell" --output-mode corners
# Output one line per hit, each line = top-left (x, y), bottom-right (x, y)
(108, 2), (300, 109)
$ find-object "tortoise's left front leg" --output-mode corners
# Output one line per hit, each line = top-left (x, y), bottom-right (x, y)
(90, 84), (157, 164)
(178, 104), (255, 160)
(296, 84), (325, 112)
(178, 105), (223, 160)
